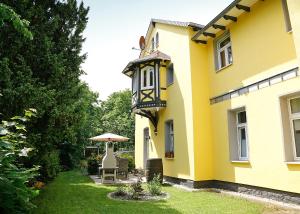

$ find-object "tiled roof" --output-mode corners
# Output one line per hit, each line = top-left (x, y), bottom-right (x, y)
(151, 19), (204, 29)
(122, 51), (171, 76)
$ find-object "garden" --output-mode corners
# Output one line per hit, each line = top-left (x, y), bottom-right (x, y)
(32, 170), (295, 214)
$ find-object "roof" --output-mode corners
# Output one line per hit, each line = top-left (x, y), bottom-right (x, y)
(192, 0), (260, 43)
(122, 50), (171, 77)
(151, 18), (204, 30)
(140, 19), (204, 56)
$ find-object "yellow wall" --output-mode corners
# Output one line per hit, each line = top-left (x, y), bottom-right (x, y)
(207, 0), (297, 97)
(211, 77), (300, 193)
(188, 29), (214, 181)
(135, 23), (196, 180)
(207, 0), (300, 193)
(287, 0), (300, 68)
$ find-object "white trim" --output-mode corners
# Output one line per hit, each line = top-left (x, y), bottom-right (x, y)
(236, 110), (249, 161)
(231, 160), (250, 164)
(288, 96), (300, 160)
(141, 66), (155, 90)
(216, 33), (233, 71)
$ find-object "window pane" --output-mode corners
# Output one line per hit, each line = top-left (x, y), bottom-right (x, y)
(165, 121), (174, 155)
(219, 37), (230, 48)
(220, 50), (226, 68)
(149, 70), (153, 86)
(167, 63), (174, 85)
(291, 97), (300, 114)
(293, 119), (300, 157)
(151, 37), (155, 50)
(238, 111), (247, 124)
(227, 46), (233, 64)
(143, 70), (147, 87)
(239, 127), (248, 158)
(132, 71), (138, 92)
(156, 32), (159, 48)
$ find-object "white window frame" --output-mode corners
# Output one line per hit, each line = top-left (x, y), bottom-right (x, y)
(236, 111), (249, 160)
(141, 66), (154, 90)
(288, 96), (300, 161)
(165, 120), (174, 157)
(216, 33), (233, 70)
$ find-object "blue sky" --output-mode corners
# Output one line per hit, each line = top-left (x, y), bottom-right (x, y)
(80, 0), (233, 100)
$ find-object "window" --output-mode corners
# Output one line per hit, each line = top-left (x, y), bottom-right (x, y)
(281, 0), (292, 32)
(165, 120), (174, 158)
(151, 37), (155, 51)
(289, 97), (300, 160)
(228, 108), (249, 161)
(167, 63), (174, 86)
(132, 70), (138, 93)
(155, 32), (159, 48)
(141, 66), (154, 90)
(215, 32), (233, 70)
(236, 111), (248, 160)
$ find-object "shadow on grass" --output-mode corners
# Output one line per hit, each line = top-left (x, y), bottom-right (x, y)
(32, 171), (180, 214)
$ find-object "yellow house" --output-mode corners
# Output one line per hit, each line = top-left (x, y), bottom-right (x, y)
(122, 0), (300, 203)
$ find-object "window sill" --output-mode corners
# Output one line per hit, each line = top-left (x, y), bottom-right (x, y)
(231, 160), (250, 164)
(285, 161), (300, 165)
(216, 63), (233, 73)
(165, 157), (174, 160)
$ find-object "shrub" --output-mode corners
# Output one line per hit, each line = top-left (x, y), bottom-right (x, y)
(0, 109), (39, 213)
(41, 150), (61, 180)
(114, 185), (127, 196)
(87, 154), (102, 175)
(147, 174), (162, 195)
(127, 176), (143, 199)
(79, 160), (88, 175)
(119, 153), (135, 172)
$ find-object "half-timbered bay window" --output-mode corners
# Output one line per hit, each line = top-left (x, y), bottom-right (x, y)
(215, 32), (233, 70)
(289, 96), (300, 160)
(165, 120), (174, 158)
(122, 51), (170, 133)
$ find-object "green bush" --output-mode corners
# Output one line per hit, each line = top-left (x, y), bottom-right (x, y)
(119, 153), (135, 172)
(114, 185), (127, 196)
(127, 176), (143, 199)
(0, 109), (39, 213)
(87, 154), (102, 175)
(79, 160), (88, 175)
(147, 174), (162, 196)
(41, 150), (61, 180)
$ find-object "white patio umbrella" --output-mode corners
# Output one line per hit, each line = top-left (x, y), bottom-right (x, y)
(89, 133), (129, 142)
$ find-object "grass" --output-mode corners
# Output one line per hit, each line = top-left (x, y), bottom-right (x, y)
(32, 171), (290, 214)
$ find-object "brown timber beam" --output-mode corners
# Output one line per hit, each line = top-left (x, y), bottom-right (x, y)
(236, 4), (250, 12)
(203, 32), (216, 38)
(223, 15), (237, 22)
(212, 24), (226, 30)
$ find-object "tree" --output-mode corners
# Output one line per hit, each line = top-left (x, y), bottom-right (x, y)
(101, 89), (135, 151)
(0, 0), (97, 180)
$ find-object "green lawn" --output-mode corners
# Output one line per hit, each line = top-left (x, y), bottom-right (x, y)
(32, 171), (284, 214)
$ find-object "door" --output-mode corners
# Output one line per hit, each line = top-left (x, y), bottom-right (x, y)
(143, 128), (150, 169)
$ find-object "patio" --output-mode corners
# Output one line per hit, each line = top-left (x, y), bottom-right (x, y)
(90, 173), (146, 185)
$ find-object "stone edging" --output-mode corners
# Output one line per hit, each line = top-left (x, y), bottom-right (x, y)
(107, 191), (170, 202)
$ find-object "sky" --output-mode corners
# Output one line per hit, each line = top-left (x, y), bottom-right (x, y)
(80, 0), (233, 100)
